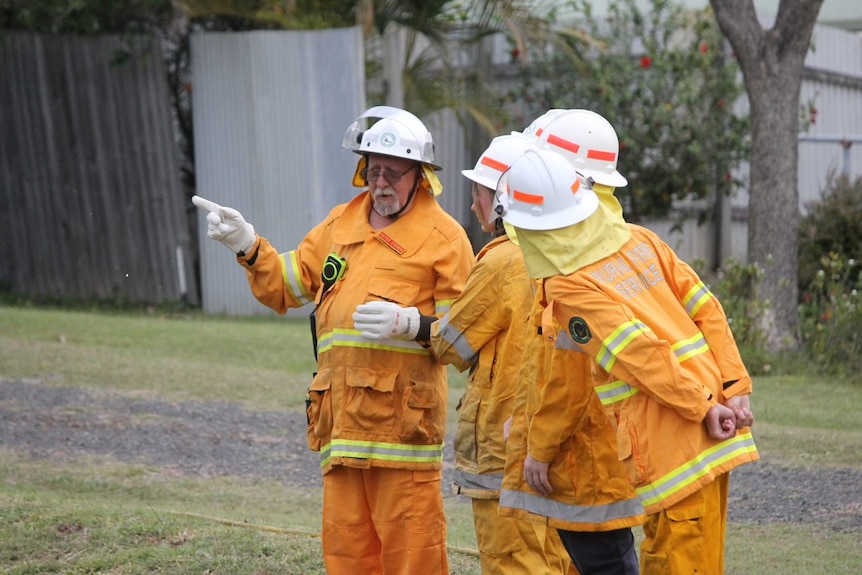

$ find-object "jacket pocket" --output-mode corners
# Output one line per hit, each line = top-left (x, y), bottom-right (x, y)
(306, 370), (333, 451)
(343, 367), (397, 432)
(473, 338), (497, 390)
(400, 379), (445, 443)
(617, 419), (647, 487)
(453, 388), (480, 466)
(367, 276), (421, 307)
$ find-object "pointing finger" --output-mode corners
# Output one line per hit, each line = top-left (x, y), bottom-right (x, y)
(192, 195), (222, 214)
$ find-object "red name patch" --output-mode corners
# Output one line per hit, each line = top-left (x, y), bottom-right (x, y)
(377, 232), (406, 254)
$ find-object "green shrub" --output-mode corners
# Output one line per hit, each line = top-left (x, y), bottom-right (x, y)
(696, 258), (773, 376)
(799, 173), (862, 292)
(797, 253), (862, 383)
(699, 253), (862, 383)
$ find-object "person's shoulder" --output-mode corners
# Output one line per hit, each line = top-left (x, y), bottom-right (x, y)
(426, 204), (470, 242)
(320, 194), (363, 226)
(628, 222), (656, 238)
(628, 223), (666, 246)
(478, 236), (520, 265)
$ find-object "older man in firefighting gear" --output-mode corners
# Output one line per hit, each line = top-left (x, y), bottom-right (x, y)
(499, 109), (645, 575)
(193, 106), (473, 575)
(495, 144), (758, 575)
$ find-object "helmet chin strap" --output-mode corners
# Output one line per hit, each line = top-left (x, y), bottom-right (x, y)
(373, 167), (421, 221)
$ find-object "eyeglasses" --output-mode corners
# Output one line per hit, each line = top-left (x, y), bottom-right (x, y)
(364, 164), (417, 185)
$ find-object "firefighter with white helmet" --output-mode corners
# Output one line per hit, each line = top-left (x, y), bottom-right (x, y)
(415, 134), (577, 574)
(492, 148), (644, 575)
(497, 132), (759, 575)
(193, 106), (474, 575)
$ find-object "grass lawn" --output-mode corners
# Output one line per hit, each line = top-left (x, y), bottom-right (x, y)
(1, 304), (861, 574)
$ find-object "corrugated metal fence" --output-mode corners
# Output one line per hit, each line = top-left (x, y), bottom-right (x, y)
(191, 28), (367, 317)
(0, 33), (196, 305)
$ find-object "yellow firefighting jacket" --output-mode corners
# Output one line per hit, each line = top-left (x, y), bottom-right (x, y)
(499, 282), (645, 531)
(429, 235), (532, 498)
(542, 224), (759, 514)
(238, 189), (473, 474)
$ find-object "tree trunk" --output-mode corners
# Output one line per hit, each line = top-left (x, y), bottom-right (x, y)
(710, 0), (823, 352)
(383, 25), (405, 108)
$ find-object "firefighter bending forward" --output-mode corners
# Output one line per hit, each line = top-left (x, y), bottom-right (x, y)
(495, 147), (759, 575)
(193, 106), (474, 575)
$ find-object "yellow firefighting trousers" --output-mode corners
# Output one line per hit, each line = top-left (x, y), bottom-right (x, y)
(640, 472), (729, 575)
(472, 498), (579, 574)
(321, 466), (448, 575)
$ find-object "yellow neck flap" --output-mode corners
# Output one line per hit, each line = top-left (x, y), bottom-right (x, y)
(515, 203), (632, 279)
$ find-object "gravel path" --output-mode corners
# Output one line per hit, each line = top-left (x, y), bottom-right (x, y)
(1, 379), (860, 534)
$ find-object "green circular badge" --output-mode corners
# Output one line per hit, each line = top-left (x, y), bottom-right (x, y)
(568, 317), (591, 344)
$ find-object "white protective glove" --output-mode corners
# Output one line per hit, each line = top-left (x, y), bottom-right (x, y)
(192, 195), (256, 255)
(353, 301), (421, 341)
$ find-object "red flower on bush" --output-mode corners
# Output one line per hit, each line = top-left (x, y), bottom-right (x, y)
(640, 56), (651, 69)
(699, 42), (708, 54)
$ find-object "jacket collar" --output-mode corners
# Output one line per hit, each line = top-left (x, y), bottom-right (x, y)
(331, 189), (444, 257)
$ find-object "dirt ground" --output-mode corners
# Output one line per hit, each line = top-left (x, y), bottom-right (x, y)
(1, 379), (860, 534)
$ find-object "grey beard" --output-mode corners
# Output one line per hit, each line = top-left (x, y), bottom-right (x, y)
(372, 189), (401, 217)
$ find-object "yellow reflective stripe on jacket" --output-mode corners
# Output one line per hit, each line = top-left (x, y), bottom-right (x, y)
(596, 335), (708, 407)
(636, 431), (758, 508)
(596, 379), (639, 406)
(435, 298), (454, 316)
(682, 281), (712, 318)
(319, 439), (444, 468)
(500, 489), (644, 525)
(317, 328), (431, 356)
(672, 332), (710, 362)
(280, 251), (312, 305)
(557, 329), (641, 406)
(596, 319), (651, 372)
(436, 314), (478, 365)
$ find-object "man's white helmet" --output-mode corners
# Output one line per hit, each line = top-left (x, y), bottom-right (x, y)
(496, 148), (599, 231)
(462, 134), (533, 191)
(536, 109), (627, 187)
(514, 108), (567, 139)
(342, 105), (440, 169)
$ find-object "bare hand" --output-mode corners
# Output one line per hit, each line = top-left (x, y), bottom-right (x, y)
(724, 395), (754, 428)
(704, 404), (737, 440)
(524, 453), (553, 496)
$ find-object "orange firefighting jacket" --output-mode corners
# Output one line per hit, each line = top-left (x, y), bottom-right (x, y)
(429, 235), (532, 498)
(542, 224), (759, 514)
(499, 281), (645, 531)
(238, 189), (473, 474)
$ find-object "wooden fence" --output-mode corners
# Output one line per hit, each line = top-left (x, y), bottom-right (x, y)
(0, 33), (197, 305)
